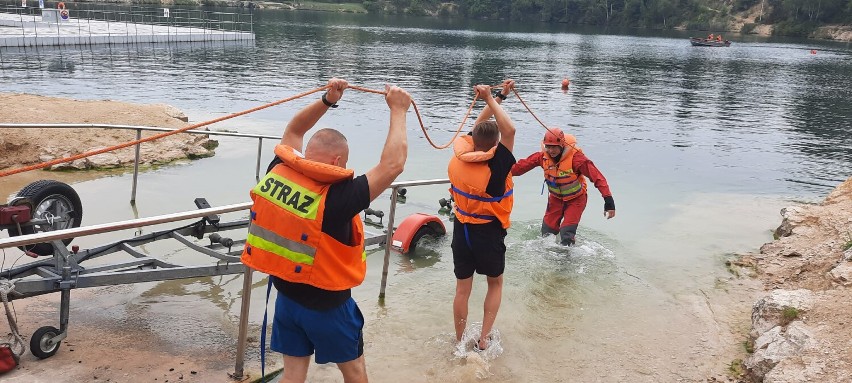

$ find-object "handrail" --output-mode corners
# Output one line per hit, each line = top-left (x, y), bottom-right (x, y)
(1, 123), (279, 202)
(378, 179), (450, 301)
(0, 202), (252, 249)
(0, 124), (280, 140)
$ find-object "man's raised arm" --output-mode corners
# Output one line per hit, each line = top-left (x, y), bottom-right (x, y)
(281, 78), (348, 152)
(474, 84), (516, 152)
(473, 79), (514, 127)
(365, 85), (412, 201)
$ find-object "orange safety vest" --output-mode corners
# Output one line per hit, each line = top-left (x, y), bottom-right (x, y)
(542, 145), (587, 201)
(447, 136), (513, 229)
(240, 145), (367, 291)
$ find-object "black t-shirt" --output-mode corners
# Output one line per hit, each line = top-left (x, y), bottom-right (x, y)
(264, 156), (371, 311)
(485, 143), (516, 197)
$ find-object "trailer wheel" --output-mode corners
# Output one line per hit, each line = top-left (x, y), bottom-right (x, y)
(409, 225), (438, 253)
(30, 325), (61, 359)
(7, 180), (83, 256)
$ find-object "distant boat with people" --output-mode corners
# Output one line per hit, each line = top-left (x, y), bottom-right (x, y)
(690, 35), (731, 47)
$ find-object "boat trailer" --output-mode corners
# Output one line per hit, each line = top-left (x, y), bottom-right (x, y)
(0, 178), (449, 378)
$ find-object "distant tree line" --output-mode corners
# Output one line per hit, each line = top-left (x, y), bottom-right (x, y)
(358, 0), (852, 36)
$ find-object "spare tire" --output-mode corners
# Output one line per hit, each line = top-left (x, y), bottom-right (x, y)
(7, 180), (83, 256)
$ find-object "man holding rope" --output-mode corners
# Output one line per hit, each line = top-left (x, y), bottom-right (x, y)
(511, 128), (615, 245)
(448, 79), (517, 352)
(241, 78), (412, 383)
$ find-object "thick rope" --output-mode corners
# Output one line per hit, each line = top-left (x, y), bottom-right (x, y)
(0, 83), (561, 178)
(349, 85), (478, 150)
(0, 85), (333, 178)
(0, 279), (26, 358)
(508, 88), (579, 152)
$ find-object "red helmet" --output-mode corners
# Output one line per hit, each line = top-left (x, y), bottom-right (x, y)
(543, 127), (565, 147)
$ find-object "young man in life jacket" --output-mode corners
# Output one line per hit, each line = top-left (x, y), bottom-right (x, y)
(511, 128), (615, 245)
(448, 79), (517, 352)
(241, 78), (412, 383)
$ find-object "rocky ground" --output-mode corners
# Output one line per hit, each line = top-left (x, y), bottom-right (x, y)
(723, 176), (852, 382)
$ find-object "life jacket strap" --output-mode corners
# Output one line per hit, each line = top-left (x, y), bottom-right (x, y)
(454, 205), (497, 221)
(450, 184), (513, 202)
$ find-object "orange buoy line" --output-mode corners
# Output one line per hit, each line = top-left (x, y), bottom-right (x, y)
(0, 82), (564, 178)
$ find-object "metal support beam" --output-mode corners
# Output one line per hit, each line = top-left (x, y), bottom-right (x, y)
(232, 268), (253, 380)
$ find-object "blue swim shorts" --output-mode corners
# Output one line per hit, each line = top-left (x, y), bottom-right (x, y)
(270, 291), (364, 364)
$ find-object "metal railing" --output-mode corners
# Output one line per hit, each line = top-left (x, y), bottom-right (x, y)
(1, 4), (254, 32)
(0, 123), (279, 203)
(0, 4), (254, 46)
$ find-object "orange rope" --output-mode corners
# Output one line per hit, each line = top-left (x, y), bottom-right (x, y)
(508, 87), (579, 152)
(0, 85), (332, 178)
(0, 82), (560, 178)
(348, 85), (477, 150)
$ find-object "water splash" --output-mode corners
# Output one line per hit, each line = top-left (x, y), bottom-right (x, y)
(509, 232), (615, 270)
(451, 322), (504, 378)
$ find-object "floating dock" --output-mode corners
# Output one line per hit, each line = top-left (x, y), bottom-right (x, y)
(0, 7), (254, 47)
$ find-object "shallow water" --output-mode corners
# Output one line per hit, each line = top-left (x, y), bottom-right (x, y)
(1, 8), (851, 382)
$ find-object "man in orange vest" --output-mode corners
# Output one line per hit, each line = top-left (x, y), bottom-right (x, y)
(511, 128), (615, 245)
(241, 78), (412, 383)
(448, 79), (516, 352)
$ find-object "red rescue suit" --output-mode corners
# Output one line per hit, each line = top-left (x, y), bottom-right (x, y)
(512, 149), (612, 244)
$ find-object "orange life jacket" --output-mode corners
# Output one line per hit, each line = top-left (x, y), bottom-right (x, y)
(447, 136), (513, 229)
(240, 145), (367, 291)
(542, 145), (587, 201)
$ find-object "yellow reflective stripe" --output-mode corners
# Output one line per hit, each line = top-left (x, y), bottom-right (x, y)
(253, 172), (321, 220)
(361, 250), (367, 261)
(247, 233), (315, 265)
(248, 223), (316, 257)
(548, 181), (583, 195)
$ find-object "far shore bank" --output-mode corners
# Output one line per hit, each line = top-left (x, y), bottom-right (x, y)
(47, 0), (852, 43)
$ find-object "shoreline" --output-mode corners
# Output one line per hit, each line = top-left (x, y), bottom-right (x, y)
(727, 176), (852, 382)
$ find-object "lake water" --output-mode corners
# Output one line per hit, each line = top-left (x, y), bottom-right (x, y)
(2, 9), (851, 382)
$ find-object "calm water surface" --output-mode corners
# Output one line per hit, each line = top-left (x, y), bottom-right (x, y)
(1, 9), (851, 382)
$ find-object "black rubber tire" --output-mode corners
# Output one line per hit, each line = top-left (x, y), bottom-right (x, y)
(409, 226), (438, 254)
(7, 180), (83, 256)
(30, 325), (61, 359)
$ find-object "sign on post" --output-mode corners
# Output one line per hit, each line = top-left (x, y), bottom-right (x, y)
(38, 0), (43, 8)
(163, 8), (169, 18)
(21, 0), (26, 7)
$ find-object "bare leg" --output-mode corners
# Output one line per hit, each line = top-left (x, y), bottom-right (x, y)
(280, 355), (310, 383)
(479, 275), (503, 349)
(454, 277), (474, 342)
(337, 355), (368, 383)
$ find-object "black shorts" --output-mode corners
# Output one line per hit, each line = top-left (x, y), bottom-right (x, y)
(451, 219), (507, 279)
